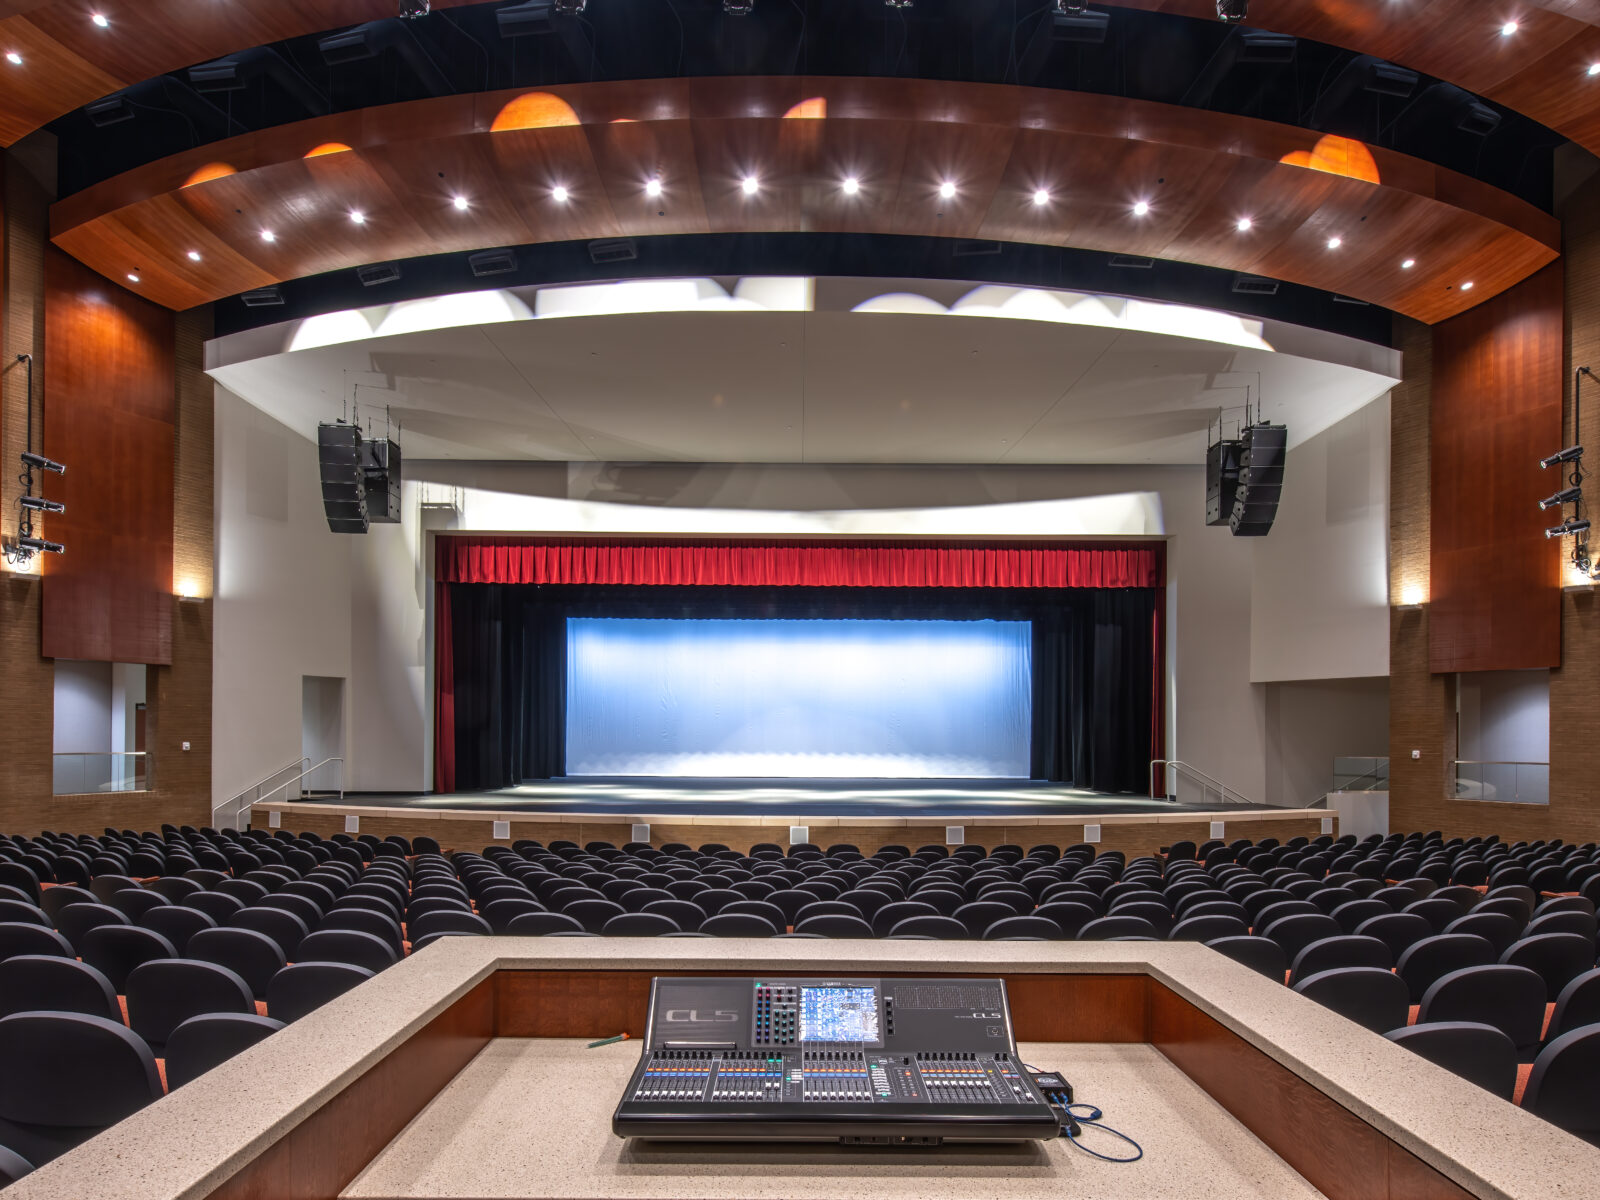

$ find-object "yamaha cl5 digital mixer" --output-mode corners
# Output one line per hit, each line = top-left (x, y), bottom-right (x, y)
(611, 976), (1062, 1144)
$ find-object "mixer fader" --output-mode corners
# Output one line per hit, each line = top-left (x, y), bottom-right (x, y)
(612, 976), (1061, 1144)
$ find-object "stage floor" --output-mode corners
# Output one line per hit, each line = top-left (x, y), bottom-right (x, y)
(312, 779), (1275, 819)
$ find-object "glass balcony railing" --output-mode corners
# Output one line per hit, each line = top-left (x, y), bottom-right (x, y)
(1453, 760), (1550, 805)
(1332, 757), (1390, 793)
(53, 752), (149, 796)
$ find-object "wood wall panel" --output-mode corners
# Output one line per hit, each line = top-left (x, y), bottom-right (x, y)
(205, 976), (494, 1200)
(1429, 262), (1564, 673)
(41, 246), (174, 664)
(48, 78), (1559, 322)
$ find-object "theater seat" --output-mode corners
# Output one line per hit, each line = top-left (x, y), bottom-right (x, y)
(0, 956), (119, 1021)
(1204, 936), (1286, 981)
(296, 929), (399, 973)
(1523, 1027), (1600, 1146)
(1292, 967), (1408, 1034)
(125, 959), (256, 1050)
(165, 1014), (286, 1089)
(1386, 1022), (1517, 1100)
(266, 962), (374, 1023)
(0, 1141), (33, 1186)
(0, 1012), (162, 1165)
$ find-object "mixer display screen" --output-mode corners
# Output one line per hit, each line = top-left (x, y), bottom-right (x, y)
(800, 987), (880, 1043)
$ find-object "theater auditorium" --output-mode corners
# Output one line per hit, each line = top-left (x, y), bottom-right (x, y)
(0, 0), (1596, 1196)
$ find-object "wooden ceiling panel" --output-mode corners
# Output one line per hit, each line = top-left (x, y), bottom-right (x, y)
(49, 77), (1560, 324)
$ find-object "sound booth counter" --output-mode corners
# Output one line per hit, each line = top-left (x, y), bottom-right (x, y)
(7, 939), (1593, 1200)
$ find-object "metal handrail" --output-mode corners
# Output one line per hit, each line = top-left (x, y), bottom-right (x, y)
(1453, 759), (1551, 766)
(54, 750), (148, 757)
(1332, 765), (1390, 793)
(1150, 759), (1254, 807)
(255, 757), (345, 811)
(212, 757), (309, 829)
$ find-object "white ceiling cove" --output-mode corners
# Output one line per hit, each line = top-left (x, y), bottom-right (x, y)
(207, 277), (1400, 466)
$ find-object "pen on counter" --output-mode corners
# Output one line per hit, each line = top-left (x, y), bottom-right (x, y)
(587, 1032), (630, 1048)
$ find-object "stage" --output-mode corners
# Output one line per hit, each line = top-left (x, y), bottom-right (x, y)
(256, 779), (1332, 859)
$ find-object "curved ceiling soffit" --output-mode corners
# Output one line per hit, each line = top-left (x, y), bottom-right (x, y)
(2, 0), (1600, 154)
(49, 77), (1558, 323)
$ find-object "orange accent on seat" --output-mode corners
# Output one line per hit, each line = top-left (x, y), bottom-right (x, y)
(1542, 1001), (1555, 1040)
(255, 1000), (268, 1018)
(1407, 1004), (1420, 1026)
(118, 995), (130, 1026)
(1514, 1061), (1533, 1106)
(1279, 134), (1380, 185)
(155, 1057), (168, 1094)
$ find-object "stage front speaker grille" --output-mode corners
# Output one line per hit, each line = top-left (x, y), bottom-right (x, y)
(363, 437), (403, 524)
(318, 423), (368, 534)
(1229, 422), (1288, 537)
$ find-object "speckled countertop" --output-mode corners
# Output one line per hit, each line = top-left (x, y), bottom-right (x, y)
(6, 939), (1599, 1200)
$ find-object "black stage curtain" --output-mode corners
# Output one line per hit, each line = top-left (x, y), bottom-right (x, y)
(445, 583), (1158, 793)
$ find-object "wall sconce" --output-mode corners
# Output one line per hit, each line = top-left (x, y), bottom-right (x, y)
(1397, 583), (1425, 610)
(176, 581), (206, 603)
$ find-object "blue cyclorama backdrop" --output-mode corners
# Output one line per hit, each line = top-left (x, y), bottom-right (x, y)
(565, 617), (1033, 778)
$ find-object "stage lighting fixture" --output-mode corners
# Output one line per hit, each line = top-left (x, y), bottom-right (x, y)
(554, 0), (587, 12)
(1542, 446), (1585, 469)
(357, 262), (402, 287)
(724, 0), (754, 12)
(18, 537), (63, 555)
(19, 496), (64, 514)
(398, 0), (430, 16)
(1540, 487), (1583, 511)
(468, 248), (519, 277)
(20, 451), (65, 475)
(1056, 0), (1089, 10)
(1216, 0), (1247, 22)
(241, 286), (285, 307)
(1547, 519), (1591, 539)
(886, 0), (913, 8)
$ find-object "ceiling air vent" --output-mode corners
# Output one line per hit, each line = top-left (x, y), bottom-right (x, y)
(1231, 275), (1280, 296)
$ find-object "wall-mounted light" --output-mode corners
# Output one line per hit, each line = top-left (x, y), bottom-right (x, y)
(1398, 582), (1425, 610)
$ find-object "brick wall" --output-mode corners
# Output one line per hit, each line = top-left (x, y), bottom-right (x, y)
(1389, 172), (1600, 841)
(0, 151), (211, 836)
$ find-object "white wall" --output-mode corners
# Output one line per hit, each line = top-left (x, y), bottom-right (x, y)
(54, 660), (112, 753)
(1250, 396), (1390, 682)
(1263, 677), (1390, 807)
(212, 387), (353, 809)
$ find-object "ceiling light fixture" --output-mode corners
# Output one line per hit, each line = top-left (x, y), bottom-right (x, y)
(260, 229), (276, 243)
(452, 194), (470, 211)
(645, 177), (663, 197)
(741, 175), (760, 196)
(1032, 188), (1050, 206)
(841, 177), (860, 195)
(1500, 20), (1518, 36)
(938, 180), (957, 199)
(349, 210), (366, 225)
(1327, 236), (1342, 249)
(1589, 63), (1600, 77)
(724, 0), (754, 12)
(187, 250), (202, 262)
(1236, 217), (1253, 232)
(90, 12), (108, 27)
(551, 185), (569, 202)
(4, 52), (20, 65)
(1461, 281), (1475, 291)
(1401, 258), (1416, 269)
(1132, 200), (1150, 216)
(126, 273), (139, 283)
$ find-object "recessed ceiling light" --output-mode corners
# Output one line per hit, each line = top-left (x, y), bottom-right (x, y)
(126, 273), (139, 283)
(1589, 63), (1600, 77)
(260, 229), (276, 243)
(741, 175), (759, 196)
(452, 194), (470, 211)
(551, 185), (569, 203)
(348, 210), (366, 225)
(1401, 258), (1416, 269)
(90, 12), (108, 27)
(1132, 200), (1150, 216)
(938, 181), (957, 199)
(1032, 188), (1050, 206)
(1236, 217), (1253, 232)
(186, 250), (201, 262)
(841, 177), (860, 195)
(1461, 281), (1475, 290)
(1500, 20), (1518, 36)
(645, 177), (663, 197)
(1327, 236), (1342, 250)
(4, 52), (20, 66)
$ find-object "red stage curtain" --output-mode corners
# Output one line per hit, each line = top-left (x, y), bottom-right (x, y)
(436, 537), (1165, 589)
(433, 582), (456, 794)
